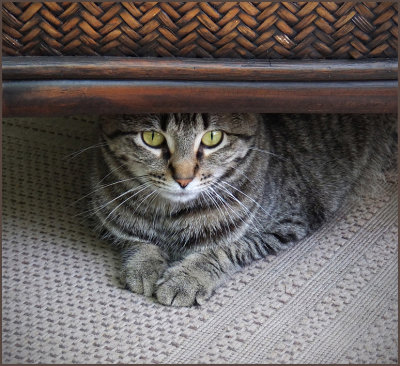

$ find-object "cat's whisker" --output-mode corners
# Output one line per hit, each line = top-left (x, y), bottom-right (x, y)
(223, 165), (260, 191)
(220, 180), (279, 224)
(202, 190), (231, 238)
(96, 163), (126, 186)
(78, 182), (151, 218)
(213, 183), (259, 222)
(212, 182), (254, 218)
(204, 188), (236, 242)
(202, 188), (224, 220)
(198, 191), (220, 239)
(130, 189), (159, 218)
(211, 183), (264, 238)
(150, 192), (164, 230)
(148, 191), (162, 218)
(71, 177), (143, 206)
(249, 146), (323, 176)
(103, 184), (153, 223)
(248, 147), (287, 161)
(98, 185), (150, 217)
(71, 173), (151, 207)
(137, 190), (160, 217)
(208, 185), (247, 237)
(64, 142), (107, 161)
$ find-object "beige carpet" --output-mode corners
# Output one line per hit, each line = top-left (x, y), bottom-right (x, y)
(2, 116), (398, 364)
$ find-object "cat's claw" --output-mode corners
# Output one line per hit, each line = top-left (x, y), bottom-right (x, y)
(156, 268), (212, 307)
(121, 256), (167, 297)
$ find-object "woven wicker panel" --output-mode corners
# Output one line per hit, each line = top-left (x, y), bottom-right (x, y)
(2, 2), (398, 59)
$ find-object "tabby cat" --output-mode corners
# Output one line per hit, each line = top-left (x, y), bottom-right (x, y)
(90, 113), (396, 307)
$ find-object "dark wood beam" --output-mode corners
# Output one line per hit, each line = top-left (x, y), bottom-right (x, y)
(2, 56), (397, 81)
(2, 57), (397, 116)
(3, 80), (397, 117)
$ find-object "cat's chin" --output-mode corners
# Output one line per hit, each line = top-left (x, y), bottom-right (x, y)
(160, 190), (199, 204)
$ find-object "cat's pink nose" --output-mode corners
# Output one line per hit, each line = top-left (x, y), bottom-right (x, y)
(175, 177), (193, 188)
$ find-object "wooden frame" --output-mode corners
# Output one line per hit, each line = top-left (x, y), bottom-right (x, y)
(2, 56), (398, 116)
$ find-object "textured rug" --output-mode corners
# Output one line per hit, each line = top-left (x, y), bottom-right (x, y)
(2, 116), (398, 364)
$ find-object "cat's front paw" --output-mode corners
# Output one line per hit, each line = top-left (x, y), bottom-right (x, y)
(120, 246), (168, 297)
(156, 265), (214, 307)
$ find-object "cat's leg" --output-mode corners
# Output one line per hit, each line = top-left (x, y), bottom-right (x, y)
(156, 245), (252, 307)
(156, 232), (285, 307)
(121, 243), (169, 297)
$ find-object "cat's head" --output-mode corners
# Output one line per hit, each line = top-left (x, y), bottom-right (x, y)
(99, 113), (260, 204)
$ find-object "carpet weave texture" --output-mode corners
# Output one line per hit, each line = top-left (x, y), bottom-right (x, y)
(2, 116), (398, 364)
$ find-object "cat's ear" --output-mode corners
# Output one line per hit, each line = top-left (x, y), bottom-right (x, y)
(99, 115), (123, 138)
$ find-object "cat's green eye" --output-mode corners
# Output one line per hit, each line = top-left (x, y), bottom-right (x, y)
(142, 131), (165, 147)
(201, 131), (223, 147)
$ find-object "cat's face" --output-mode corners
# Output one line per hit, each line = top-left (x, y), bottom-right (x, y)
(99, 113), (260, 203)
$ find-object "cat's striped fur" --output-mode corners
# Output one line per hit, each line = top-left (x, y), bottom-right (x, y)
(91, 113), (396, 306)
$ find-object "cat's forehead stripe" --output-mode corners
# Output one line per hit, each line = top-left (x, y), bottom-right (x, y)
(163, 114), (203, 132)
(160, 114), (169, 132)
(152, 114), (212, 132)
(201, 114), (210, 130)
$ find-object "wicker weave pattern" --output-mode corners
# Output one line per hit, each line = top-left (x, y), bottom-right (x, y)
(2, 2), (398, 59)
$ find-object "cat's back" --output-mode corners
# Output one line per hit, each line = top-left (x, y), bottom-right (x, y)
(262, 113), (396, 169)
(258, 113), (396, 217)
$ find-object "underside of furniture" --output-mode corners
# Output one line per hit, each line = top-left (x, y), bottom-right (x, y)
(2, 1), (398, 116)
(2, 56), (398, 116)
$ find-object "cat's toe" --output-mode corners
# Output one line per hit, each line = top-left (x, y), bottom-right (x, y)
(156, 272), (211, 307)
(121, 258), (167, 297)
(122, 269), (156, 296)
(156, 276), (196, 306)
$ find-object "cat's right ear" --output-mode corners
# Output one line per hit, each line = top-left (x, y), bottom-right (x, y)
(99, 115), (123, 139)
